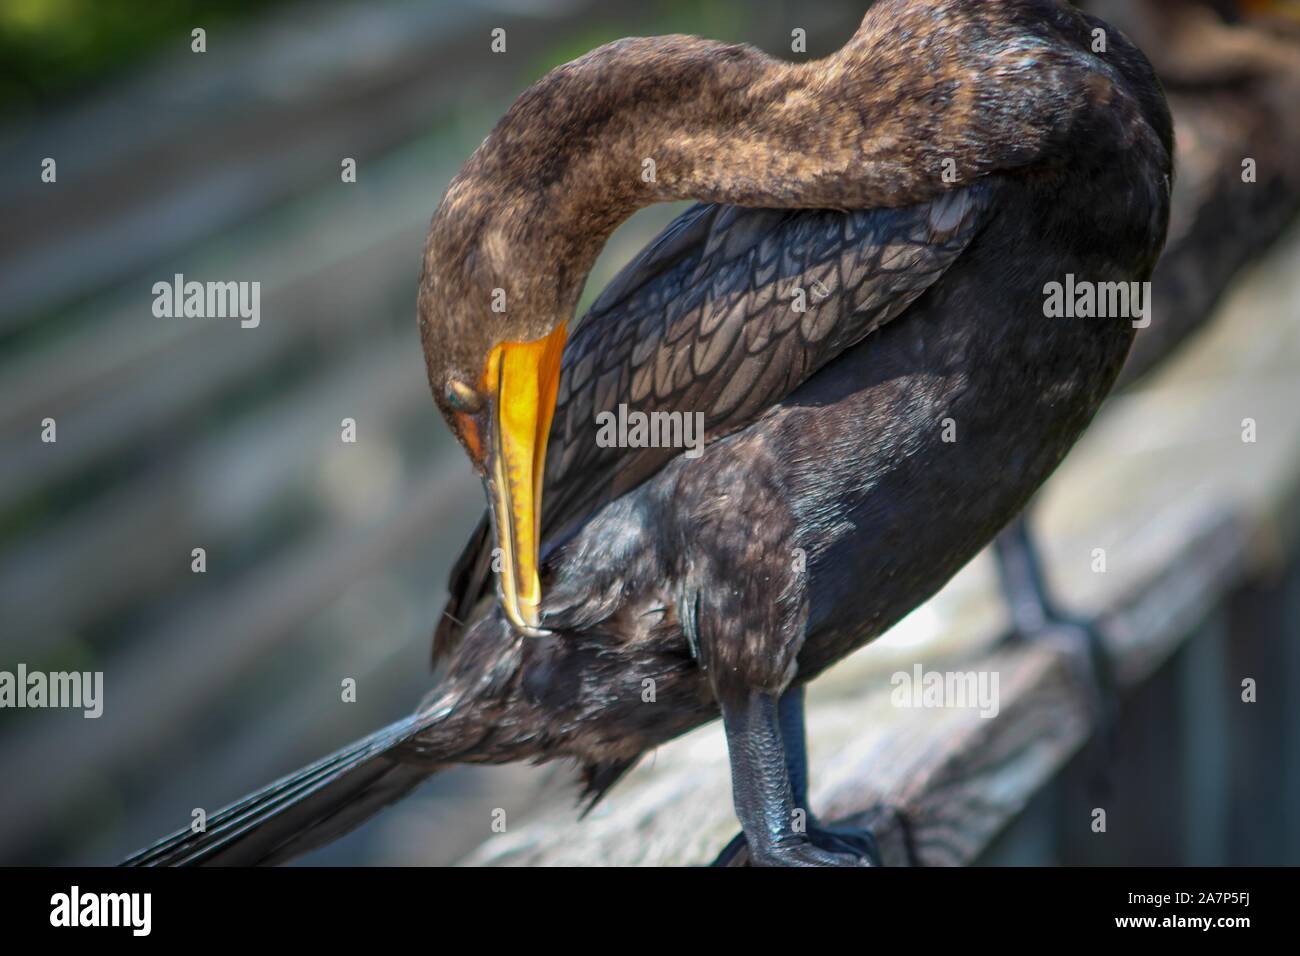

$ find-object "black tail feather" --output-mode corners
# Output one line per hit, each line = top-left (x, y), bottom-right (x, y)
(122, 713), (441, 866)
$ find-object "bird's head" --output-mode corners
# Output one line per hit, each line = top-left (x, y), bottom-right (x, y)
(418, 176), (572, 637)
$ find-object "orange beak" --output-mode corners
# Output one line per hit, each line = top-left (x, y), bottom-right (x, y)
(480, 322), (567, 635)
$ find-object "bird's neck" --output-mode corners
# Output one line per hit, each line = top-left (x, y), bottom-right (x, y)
(423, 1), (1122, 332)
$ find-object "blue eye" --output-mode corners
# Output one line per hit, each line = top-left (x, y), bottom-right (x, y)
(445, 380), (483, 413)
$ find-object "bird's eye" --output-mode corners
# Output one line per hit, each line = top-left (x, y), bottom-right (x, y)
(444, 379), (484, 413)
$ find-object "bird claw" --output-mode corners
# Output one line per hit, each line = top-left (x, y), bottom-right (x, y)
(710, 821), (882, 867)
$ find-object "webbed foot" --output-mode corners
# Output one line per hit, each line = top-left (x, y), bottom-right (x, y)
(711, 820), (881, 867)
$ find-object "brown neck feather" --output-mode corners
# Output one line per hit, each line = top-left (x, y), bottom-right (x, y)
(421, 0), (1140, 355)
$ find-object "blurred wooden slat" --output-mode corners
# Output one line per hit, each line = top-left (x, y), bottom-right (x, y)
(0, 171), (437, 516)
(0, 0), (610, 331)
(0, 454), (481, 859)
(0, 328), (430, 654)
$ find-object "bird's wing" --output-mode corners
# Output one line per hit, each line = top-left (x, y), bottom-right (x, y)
(433, 183), (994, 660)
(542, 182), (994, 540)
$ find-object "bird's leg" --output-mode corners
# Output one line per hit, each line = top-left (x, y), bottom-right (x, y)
(994, 513), (1118, 748)
(779, 684), (882, 861)
(779, 684), (812, 811)
(710, 686), (875, 867)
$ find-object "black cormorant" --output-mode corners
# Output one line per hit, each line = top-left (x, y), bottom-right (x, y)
(126, 0), (1173, 867)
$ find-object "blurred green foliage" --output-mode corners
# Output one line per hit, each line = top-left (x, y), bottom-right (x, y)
(0, 0), (286, 113)
(531, 0), (750, 76)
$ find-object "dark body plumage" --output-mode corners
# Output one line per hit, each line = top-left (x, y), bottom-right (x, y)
(437, 169), (1165, 780)
(126, 0), (1172, 866)
(992, 0), (1300, 676)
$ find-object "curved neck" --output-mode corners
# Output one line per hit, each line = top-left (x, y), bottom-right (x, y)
(423, 0), (1105, 336)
